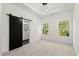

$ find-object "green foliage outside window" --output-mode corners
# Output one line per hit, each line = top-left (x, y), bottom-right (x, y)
(59, 20), (69, 37)
(43, 23), (48, 35)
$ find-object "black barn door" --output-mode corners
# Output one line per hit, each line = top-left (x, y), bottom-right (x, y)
(9, 14), (22, 50)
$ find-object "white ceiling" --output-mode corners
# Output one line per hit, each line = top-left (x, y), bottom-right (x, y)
(23, 3), (74, 16)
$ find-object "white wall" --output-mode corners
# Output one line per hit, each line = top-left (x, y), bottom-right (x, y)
(73, 4), (79, 55)
(0, 4), (2, 55)
(42, 10), (73, 45)
(1, 3), (41, 54)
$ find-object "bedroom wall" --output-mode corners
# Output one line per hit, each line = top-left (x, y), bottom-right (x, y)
(1, 3), (41, 54)
(0, 3), (2, 55)
(41, 10), (73, 44)
(73, 4), (79, 55)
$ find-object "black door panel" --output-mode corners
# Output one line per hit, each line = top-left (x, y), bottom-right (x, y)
(9, 14), (22, 50)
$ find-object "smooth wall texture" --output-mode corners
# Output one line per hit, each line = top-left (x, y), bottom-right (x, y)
(73, 4), (79, 55)
(0, 4), (2, 55)
(1, 3), (41, 54)
(42, 10), (73, 44)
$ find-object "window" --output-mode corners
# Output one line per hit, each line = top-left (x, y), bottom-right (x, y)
(59, 20), (69, 37)
(43, 23), (48, 35)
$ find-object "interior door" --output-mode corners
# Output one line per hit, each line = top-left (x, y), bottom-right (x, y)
(9, 14), (22, 50)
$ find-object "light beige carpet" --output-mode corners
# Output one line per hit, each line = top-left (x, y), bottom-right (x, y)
(2, 40), (76, 56)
